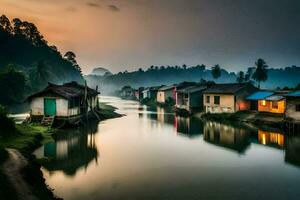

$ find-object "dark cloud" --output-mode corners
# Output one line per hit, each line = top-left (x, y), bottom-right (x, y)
(108, 5), (120, 12)
(86, 2), (101, 8)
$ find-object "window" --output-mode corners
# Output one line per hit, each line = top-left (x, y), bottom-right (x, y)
(272, 101), (278, 109)
(261, 100), (266, 106)
(206, 96), (210, 103)
(214, 96), (220, 105)
(296, 104), (300, 112)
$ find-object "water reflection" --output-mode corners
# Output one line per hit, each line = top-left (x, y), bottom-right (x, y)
(36, 97), (300, 200)
(35, 120), (99, 176)
(203, 121), (250, 154)
(285, 135), (300, 168)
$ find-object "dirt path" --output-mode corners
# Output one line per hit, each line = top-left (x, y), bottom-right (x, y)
(2, 148), (38, 200)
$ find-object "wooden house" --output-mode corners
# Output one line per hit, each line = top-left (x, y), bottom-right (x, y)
(27, 82), (99, 125)
(156, 85), (176, 103)
(203, 83), (258, 113)
(176, 85), (207, 114)
(284, 91), (300, 123)
(257, 94), (286, 114)
(246, 91), (274, 110)
(142, 86), (160, 100)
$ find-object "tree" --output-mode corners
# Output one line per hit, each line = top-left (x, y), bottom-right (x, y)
(64, 51), (82, 75)
(0, 64), (26, 105)
(0, 15), (12, 33)
(245, 67), (254, 82)
(182, 64), (187, 70)
(29, 60), (51, 90)
(252, 58), (268, 88)
(236, 71), (245, 83)
(211, 64), (221, 79)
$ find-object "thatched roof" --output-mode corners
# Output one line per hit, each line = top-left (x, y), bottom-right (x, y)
(27, 81), (99, 100)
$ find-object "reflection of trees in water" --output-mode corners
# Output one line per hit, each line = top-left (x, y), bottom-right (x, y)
(40, 120), (99, 176)
(203, 121), (250, 154)
(285, 135), (300, 168)
(175, 116), (203, 138)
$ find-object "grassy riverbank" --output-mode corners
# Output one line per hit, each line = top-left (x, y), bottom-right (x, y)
(0, 124), (58, 200)
(99, 102), (123, 119)
(0, 102), (121, 200)
(201, 111), (285, 131)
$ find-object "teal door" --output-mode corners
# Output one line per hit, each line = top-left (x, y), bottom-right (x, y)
(44, 98), (56, 116)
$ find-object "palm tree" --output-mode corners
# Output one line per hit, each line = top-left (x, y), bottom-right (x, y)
(211, 64), (221, 79)
(236, 71), (245, 83)
(252, 58), (268, 89)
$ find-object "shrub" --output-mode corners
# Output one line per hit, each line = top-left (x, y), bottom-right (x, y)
(0, 105), (17, 137)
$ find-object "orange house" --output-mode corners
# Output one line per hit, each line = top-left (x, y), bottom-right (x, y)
(258, 95), (285, 114)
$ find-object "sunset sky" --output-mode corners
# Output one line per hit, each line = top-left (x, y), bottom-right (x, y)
(1, 0), (300, 74)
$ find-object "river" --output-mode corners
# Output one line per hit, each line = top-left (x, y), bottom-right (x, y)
(34, 96), (300, 200)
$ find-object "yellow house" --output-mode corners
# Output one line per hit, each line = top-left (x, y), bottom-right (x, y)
(203, 83), (258, 113)
(258, 95), (286, 114)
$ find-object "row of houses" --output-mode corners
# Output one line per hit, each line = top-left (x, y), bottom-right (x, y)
(122, 82), (300, 124)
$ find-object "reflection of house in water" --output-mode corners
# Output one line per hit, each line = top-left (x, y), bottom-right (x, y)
(257, 130), (284, 149)
(285, 135), (300, 168)
(35, 121), (99, 176)
(203, 122), (250, 153)
(175, 116), (203, 138)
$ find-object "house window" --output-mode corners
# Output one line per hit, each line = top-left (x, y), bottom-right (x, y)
(296, 104), (300, 112)
(206, 96), (210, 103)
(272, 101), (278, 109)
(214, 96), (220, 105)
(261, 100), (266, 106)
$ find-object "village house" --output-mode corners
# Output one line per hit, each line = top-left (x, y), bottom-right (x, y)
(156, 85), (176, 104)
(284, 91), (300, 123)
(176, 85), (207, 114)
(27, 81), (99, 125)
(203, 83), (258, 113)
(246, 91), (274, 110)
(246, 91), (286, 114)
(142, 86), (160, 100)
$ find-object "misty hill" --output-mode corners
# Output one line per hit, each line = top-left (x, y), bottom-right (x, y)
(85, 65), (300, 94)
(90, 67), (112, 76)
(0, 15), (83, 95)
(85, 65), (236, 94)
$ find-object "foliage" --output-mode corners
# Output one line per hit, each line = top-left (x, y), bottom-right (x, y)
(0, 105), (17, 137)
(0, 15), (83, 105)
(0, 64), (26, 105)
(236, 71), (245, 83)
(211, 64), (221, 79)
(252, 58), (268, 88)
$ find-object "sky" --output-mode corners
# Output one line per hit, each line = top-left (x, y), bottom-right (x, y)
(1, 0), (300, 74)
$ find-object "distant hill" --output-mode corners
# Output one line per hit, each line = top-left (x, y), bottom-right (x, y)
(90, 67), (112, 76)
(85, 65), (237, 94)
(85, 65), (300, 94)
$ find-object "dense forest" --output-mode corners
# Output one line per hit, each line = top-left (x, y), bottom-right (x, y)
(85, 63), (300, 94)
(0, 15), (83, 105)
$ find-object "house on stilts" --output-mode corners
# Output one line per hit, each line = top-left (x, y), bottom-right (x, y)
(27, 81), (100, 126)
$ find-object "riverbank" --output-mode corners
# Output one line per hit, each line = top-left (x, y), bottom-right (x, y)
(0, 102), (122, 200)
(0, 124), (59, 200)
(201, 111), (285, 132)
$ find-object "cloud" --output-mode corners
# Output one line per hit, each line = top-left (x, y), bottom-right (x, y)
(66, 6), (77, 12)
(108, 5), (120, 12)
(86, 2), (101, 8)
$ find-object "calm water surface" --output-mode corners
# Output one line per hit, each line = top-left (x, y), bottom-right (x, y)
(35, 96), (300, 200)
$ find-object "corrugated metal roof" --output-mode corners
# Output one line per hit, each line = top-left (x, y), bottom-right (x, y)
(285, 90), (300, 97)
(265, 95), (285, 101)
(202, 83), (256, 94)
(177, 86), (207, 93)
(246, 91), (274, 100)
(158, 85), (175, 91)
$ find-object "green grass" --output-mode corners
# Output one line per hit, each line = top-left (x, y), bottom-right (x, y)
(99, 103), (122, 120)
(0, 124), (53, 155)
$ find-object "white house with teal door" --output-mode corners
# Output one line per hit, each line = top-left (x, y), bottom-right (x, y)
(27, 82), (99, 118)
